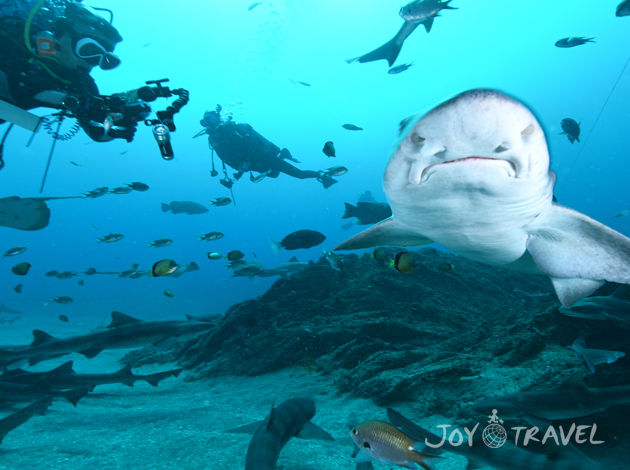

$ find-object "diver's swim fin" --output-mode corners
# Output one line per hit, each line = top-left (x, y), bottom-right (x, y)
(319, 175), (337, 189)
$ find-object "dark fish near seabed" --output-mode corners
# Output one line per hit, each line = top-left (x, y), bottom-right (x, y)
(151, 260), (199, 278)
(163, 289), (174, 298)
(207, 252), (223, 260)
(55, 271), (78, 280)
(388, 62), (414, 74)
(371, 248), (389, 262)
(248, 2), (262, 10)
(13, 284), (22, 294)
(96, 233), (124, 243)
(127, 182), (150, 192)
(227, 250), (245, 261)
(45, 270), (58, 277)
(437, 262), (454, 272)
(560, 118), (581, 143)
(322, 250), (343, 272)
(393, 252), (414, 273)
(555, 37), (595, 48)
(161, 201), (209, 215)
(613, 210), (629, 218)
(50, 296), (73, 305)
(342, 202), (392, 225)
(399, 0), (457, 22)
(70, 161), (81, 166)
(58, 315), (69, 322)
(109, 186), (133, 195)
(77, 280), (84, 286)
(84, 268), (97, 275)
(269, 230), (326, 255)
(210, 197), (232, 207)
(199, 232), (224, 241)
(226, 398), (334, 470)
(297, 81), (311, 87)
(322, 141), (336, 157)
(1, 247), (27, 258)
(342, 124), (363, 131)
(11, 263), (30, 276)
(349, 417), (439, 470)
(82, 187), (109, 198)
(147, 238), (173, 248)
(617, 0), (630, 16)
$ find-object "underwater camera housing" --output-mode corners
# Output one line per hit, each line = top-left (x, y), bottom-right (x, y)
(142, 79), (190, 159)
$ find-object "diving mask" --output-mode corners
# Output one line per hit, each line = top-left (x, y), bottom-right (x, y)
(74, 38), (121, 70)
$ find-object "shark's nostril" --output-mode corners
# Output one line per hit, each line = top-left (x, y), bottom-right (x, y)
(495, 145), (509, 153)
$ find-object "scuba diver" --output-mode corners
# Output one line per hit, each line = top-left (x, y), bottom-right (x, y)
(196, 106), (338, 189)
(0, 1), (150, 144)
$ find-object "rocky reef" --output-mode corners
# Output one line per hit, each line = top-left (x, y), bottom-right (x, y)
(125, 247), (630, 449)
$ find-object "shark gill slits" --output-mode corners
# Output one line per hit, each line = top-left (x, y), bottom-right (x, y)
(521, 123), (535, 136)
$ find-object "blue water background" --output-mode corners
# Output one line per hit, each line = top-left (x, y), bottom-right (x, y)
(1, 0), (629, 327)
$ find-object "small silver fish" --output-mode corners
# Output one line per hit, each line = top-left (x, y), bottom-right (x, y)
(322, 249), (343, 272)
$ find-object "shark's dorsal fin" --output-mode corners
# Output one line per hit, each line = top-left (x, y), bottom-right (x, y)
(108, 311), (143, 328)
(265, 401), (276, 431)
(31, 329), (57, 346)
(557, 371), (587, 389)
(288, 256), (298, 263)
(49, 361), (75, 375)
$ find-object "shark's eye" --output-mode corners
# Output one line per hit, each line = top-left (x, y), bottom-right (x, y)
(411, 133), (425, 144)
(521, 124), (535, 136)
(363, 442), (371, 449)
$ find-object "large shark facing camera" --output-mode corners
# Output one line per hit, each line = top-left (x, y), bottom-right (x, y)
(335, 89), (630, 307)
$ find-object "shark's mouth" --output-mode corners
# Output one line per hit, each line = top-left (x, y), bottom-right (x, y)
(417, 156), (518, 183)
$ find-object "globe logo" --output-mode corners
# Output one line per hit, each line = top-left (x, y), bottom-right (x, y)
(482, 423), (507, 448)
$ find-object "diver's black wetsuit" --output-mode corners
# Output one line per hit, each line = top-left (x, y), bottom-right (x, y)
(207, 121), (336, 187)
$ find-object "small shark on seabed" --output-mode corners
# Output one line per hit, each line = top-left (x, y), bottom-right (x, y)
(0, 311), (217, 370)
(226, 397), (335, 470)
(386, 408), (603, 470)
(334, 89), (630, 307)
(346, 0), (456, 67)
(0, 397), (52, 445)
(0, 360), (183, 391)
(470, 371), (630, 427)
(559, 285), (630, 325)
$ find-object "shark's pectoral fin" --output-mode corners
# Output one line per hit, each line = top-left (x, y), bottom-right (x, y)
(225, 420), (265, 434)
(78, 348), (102, 359)
(335, 219), (433, 251)
(549, 277), (604, 308)
(526, 204), (630, 306)
(422, 18), (434, 33)
(295, 421), (335, 441)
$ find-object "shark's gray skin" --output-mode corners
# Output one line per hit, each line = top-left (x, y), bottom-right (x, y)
(0, 397), (52, 444)
(470, 372), (630, 426)
(257, 257), (309, 278)
(335, 89), (630, 307)
(0, 311), (216, 369)
(1, 361), (183, 391)
(231, 259), (266, 279)
(513, 287), (552, 301)
(559, 285), (630, 324)
(226, 397), (335, 470)
(0, 381), (88, 407)
(567, 337), (625, 373)
(387, 408), (602, 470)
